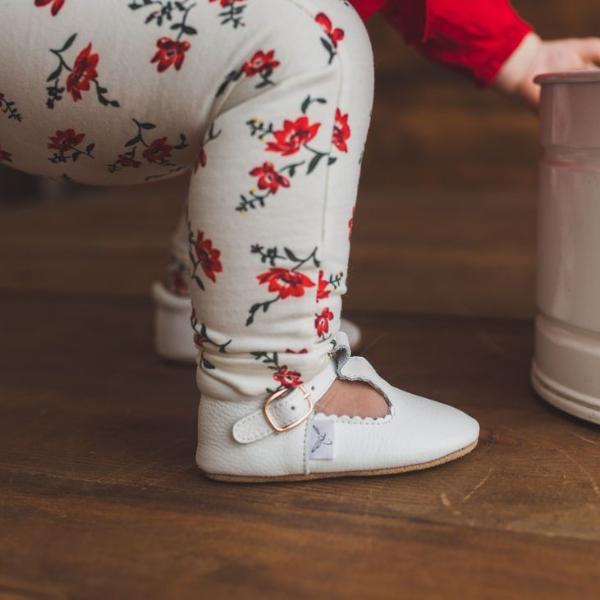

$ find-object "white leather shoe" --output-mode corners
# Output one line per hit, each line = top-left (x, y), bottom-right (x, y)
(196, 331), (480, 483)
(152, 281), (362, 363)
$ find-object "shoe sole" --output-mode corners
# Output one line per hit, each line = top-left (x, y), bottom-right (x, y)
(201, 439), (478, 483)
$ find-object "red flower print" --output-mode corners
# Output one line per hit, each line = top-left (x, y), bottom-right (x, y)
(250, 162), (290, 194)
(333, 108), (350, 153)
(257, 268), (315, 299)
(116, 154), (141, 168)
(242, 50), (280, 77)
(171, 271), (189, 296)
(348, 205), (355, 240)
(48, 129), (85, 153)
(151, 37), (191, 72)
(194, 146), (207, 172)
(248, 244), (320, 326)
(0, 145), (12, 163)
(273, 366), (303, 389)
(315, 307), (334, 338)
(266, 116), (321, 156)
(210, 0), (244, 5)
(142, 138), (173, 163)
(193, 122), (221, 172)
(66, 43), (99, 102)
(129, 2), (198, 69)
(47, 129), (94, 163)
(35, 0), (65, 16)
(317, 270), (330, 301)
(217, 48), (279, 97)
(315, 13), (345, 47)
(47, 35), (118, 109)
(108, 119), (187, 175)
(194, 231), (223, 283)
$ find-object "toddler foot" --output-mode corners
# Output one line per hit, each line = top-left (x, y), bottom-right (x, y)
(315, 379), (389, 418)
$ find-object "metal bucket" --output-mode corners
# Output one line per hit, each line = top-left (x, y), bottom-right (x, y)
(532, 71), (600, 424)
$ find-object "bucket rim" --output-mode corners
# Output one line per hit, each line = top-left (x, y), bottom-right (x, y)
(535, 70), (600, 85)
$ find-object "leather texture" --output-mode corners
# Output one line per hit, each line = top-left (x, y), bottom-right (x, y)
(196, 332), (480, 478)
(233, 360), (338, 444)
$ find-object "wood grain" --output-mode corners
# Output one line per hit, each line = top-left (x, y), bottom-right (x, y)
(2, 3), (600, 596)
(0, 181), (537, 319)
(1, 298), (599, 598)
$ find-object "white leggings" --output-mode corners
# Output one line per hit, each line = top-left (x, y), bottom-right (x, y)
(1, 0), (374, 400)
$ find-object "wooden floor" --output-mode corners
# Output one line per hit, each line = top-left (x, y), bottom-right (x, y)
(5, 3), (600, 595)
(1, 181), (599, 598)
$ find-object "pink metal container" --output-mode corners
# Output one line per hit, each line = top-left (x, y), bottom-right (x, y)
(532, 71), (600, 424)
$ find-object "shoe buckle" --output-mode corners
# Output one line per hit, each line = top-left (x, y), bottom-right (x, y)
(264, 385), (313, 432)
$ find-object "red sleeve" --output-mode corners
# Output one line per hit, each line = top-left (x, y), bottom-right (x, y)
(380, 0), (534, 87)
(352, 0), (387, 21)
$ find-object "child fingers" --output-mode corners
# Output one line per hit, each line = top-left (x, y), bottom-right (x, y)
(578, 37), (600, 64)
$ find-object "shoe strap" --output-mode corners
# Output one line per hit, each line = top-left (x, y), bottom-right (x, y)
(331, 330), (351, 366)
(232, 357), (338, 444)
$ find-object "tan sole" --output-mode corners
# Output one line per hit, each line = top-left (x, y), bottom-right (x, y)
(202, 439), (478, 483)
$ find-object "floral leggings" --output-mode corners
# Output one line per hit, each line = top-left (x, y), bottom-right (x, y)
(1, 0), (374, 401)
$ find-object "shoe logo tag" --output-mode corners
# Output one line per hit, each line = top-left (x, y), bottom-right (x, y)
(309, 420), (335, 460)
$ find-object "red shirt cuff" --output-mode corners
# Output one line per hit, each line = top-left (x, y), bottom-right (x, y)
(381, 0), (534, 87)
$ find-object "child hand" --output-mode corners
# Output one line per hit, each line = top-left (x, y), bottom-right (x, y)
(494, 33), (600, 109)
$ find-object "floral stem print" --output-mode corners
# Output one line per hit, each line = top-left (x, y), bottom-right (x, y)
(151, 37), (191, 72)
(209, 0), (248, 28)
(0, 93), (22, 122)
(107, 119), (188, 178)
(0, 145), (13, 163)
(315, 306), (334, 340)
(332, 108), (351, 153)
(237, 95), (343, 212)
(191, 310), (232, 370)
(46, 35), (120, 109)
(265, 114), (322, 161)
(216, 49), (280, 98)
(251, 351), (303, 393)
(128, 0), (198, 72)
(35, 0), (66, 16)
(315, 12), (345, 65)
(194, 122), (222, 172)
(247, 244), (319, 326)
(188, 227), (223, 291)
(47, 129), (95, 163)
(317, 269), (343, 302)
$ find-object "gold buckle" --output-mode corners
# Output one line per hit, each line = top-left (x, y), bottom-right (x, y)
(263, 385), (313, 432)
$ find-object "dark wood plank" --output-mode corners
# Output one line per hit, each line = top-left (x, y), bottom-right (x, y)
(0, 178), (186, 298)
(347, 186), (536, 318)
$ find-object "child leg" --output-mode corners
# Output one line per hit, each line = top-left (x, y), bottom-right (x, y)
(188, 0), (374, 406)
(153, 196), (363, 363)
(190, 0), (478, 481)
